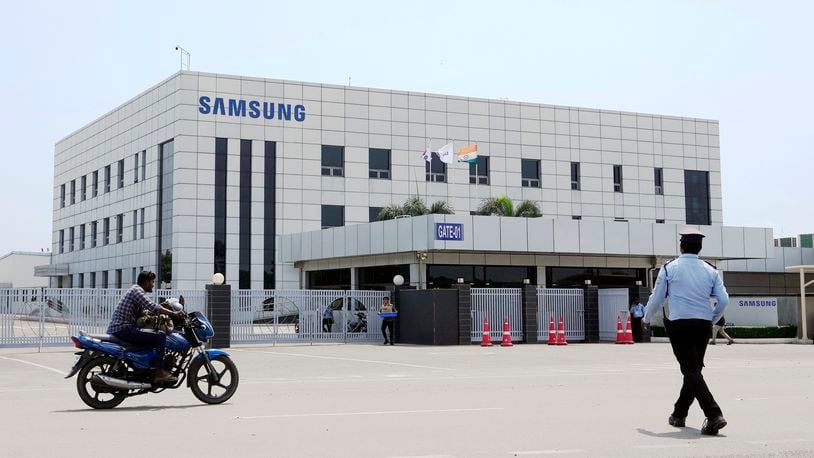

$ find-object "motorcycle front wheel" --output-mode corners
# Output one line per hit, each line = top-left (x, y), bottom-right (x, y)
(188, 355), (239, 404)
(76, 356), (127, 409)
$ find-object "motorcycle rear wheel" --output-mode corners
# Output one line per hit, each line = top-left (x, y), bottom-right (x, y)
(76, 356), (128, 409)
(188, 355), (239, 404)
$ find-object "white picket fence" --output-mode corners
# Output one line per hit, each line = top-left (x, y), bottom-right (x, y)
(470, 288), (524, 342)
(537, 288), (585, 342)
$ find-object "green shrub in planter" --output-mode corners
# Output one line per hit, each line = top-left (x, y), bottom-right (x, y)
(650, 325), (797, 339)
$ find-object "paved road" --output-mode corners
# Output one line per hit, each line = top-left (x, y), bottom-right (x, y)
(1, 342), (813, 457)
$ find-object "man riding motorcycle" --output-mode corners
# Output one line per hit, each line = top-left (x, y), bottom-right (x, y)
(107, 271), (183, 383)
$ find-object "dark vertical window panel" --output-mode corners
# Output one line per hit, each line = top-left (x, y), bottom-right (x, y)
(79, 224), (85, 250)
(116, 214), (123, 243)
(468, 156), (489, 185)
(81, 175), (87, 201)
(60, 184), (65, 208)
(425, 155), (447, 182)
(58, 230), (64, 253)
(141, 150), (146, 181)
(104, 166), (111, 193)
(132, 210), (138, 240)
(239, 139), (252, 289)
(157, 140), (174, 287)
(89, 272), (96, 288)
(70, 180), (75, 204)
(140, 208), (145, 239)
(368, 148), (391, 179)
(521, 159), (541, 187)
(134, 153), (139, 183)
(571, 162), (580, 190)
(654, 168), (664, 195)
(116, 269), (122, 289)
(263, 141), (276, 289)
(118, 159), (125, 188)
(92, 171), (98, 197)
(69, 227), (74, 252)
(102, 271), (108, 289)
(91, 221), (97, 247)
(103, 218), (110, 245)
(78, 273), (84, 288)
(684, 170), (711, 225)
(613, 165), (623, 192)
(214, 138), (228, 278)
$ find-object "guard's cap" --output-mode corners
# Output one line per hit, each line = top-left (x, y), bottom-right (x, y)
(679, 227), (705, 241)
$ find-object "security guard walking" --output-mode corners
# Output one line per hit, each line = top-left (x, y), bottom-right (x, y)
(643, 228), (730, 435)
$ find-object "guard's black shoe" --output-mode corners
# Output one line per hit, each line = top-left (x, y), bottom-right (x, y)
(668, 415), (686, 427)
(383, 340), (389, 345)
(701, 416), (727, 435)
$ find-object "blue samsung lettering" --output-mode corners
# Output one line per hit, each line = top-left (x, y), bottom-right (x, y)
(294, 104), (306, 121)
(263, 102), (275, 120)
(198, 96), (211, 114)
(228, 99), (246, 117)
(213, 97), (226, 115)
(248, 100), (261, 118)
(278, 104), (292, 121)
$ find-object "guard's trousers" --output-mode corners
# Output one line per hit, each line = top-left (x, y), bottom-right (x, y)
(665, 318), (723, 419)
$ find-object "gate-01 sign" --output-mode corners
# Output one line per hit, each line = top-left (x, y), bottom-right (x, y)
(435, 223), (463, 241)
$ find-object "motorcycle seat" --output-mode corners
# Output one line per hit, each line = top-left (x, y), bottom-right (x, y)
(80, 331), (149, 350)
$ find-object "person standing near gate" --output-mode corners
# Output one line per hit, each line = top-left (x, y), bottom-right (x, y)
(630, 299), (645, 342)
(322, 305), (334, 333)
(643, 228), (730, 435)
(380, 297), (396, 345)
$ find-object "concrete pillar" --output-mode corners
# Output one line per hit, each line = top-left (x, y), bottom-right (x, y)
(350, 267), (358, 289)
(206, 284), (231, 348)
(409, 263), (421, 289)
(522, 284), (539, 344)
(536, 266), (547, 287)
(584, 285), (599, 343)
(454, 284), (472, 345)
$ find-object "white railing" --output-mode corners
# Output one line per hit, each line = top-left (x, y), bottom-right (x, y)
(537, 288), (585, 342)
(470, 288), (523, 342)
(230, 289), (390, 344)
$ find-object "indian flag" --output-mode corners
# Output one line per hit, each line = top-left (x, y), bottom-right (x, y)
(456, 144), (478, 163)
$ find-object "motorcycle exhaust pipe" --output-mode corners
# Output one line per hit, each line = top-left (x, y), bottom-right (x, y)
(93, 374), (152, 390)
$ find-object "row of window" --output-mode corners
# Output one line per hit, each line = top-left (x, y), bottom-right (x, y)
(65, 267), (144, 289)
(58, 209), (146, 253)
(320, 145), (667, 194)
(59, 151), (147, 209)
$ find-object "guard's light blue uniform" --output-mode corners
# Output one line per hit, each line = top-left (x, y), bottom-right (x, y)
(643, 254), (729, 324)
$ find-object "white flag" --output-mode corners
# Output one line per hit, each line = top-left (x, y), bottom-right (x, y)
(437, 142), (455, 164)
(421, 148), (432, 163)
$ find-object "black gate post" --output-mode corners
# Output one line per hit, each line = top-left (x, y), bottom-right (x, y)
(206, 283), (231, 348)
(455, 284), (472, 345)
(522, 285), (539, 344)
(584, 285), (600, 343)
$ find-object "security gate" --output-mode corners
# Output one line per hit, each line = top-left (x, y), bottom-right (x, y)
(599, 288), (630, 341)
(470, 288), (523, 342)
(537, 288), (585, 342)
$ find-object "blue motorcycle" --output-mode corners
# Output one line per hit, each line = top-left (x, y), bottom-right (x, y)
(66, 310), (238, 409)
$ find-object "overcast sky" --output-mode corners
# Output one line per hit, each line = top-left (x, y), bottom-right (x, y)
(1, 0), (811, 255)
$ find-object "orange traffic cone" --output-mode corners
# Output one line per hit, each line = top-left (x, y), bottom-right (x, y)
(615, 315), (625, 344)
(501, 317), (513, 347)
(624, 315), (634, 344)
(556, 315), (568, 346)
(480, 317), (493, 347)
(547, 315), (557, 345)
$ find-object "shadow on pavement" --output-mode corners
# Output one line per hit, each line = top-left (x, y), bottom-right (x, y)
(53, 403), (219, 413)
(636, 427), (725, 440)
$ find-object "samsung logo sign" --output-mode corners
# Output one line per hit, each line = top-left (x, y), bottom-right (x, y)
(198, 96), (306, 122)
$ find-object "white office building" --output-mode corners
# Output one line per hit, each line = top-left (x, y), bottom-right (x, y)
(49, 70), (771, 291)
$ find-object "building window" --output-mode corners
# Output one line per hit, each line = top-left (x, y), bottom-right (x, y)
(369, 148), (391, 179)
(571, 162), (580, 190)
(239, 139), (252, 289)
(60, 184), (65, 208)
(321, 145), (344, 177)
(613, 165), (623, 193)
(141, 150), (146, 182)
(92, 171), (98, 197)
(116, 214), (123, 243)
(91, 221), (97, 248)
(78, 273), (84, 289)
(369, 207), (383, 222)
(132, 210), (138, 240)
(102, 271), (109, 289)
(158, 140), (174, 288)
(521, 159), (541, 188)
(69, 227), (75, 252)
(572, 215), (582, 220)
(59, 229), (64, 253)
(425, 155), (447, 182)
(685, 170), (711, 225)
(134, 153), (139, 183)
(321, 205), (345, 229)
(70, 180), (76, 205)
(140, 208), (145, 239)
(656, 219), (665, 224)
(118, 159), (125, 189)
(469, 157), (489, 185)
(79, 224), (85, 250)
(115, 269), (122, 289)
(89, 272), (95, 288)
(653, 168), (663, 195)
(103, 217), (110, 245)
(215, 138), (227, 279)
(80, 175), (87, 201)
(263, 141), (277, 290)
(104, 166), (111, 193)
(131, 267), (137, 285)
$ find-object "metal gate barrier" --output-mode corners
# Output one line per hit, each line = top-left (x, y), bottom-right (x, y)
(470, 288), (523, 342)
(537, 288), (585, 342)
